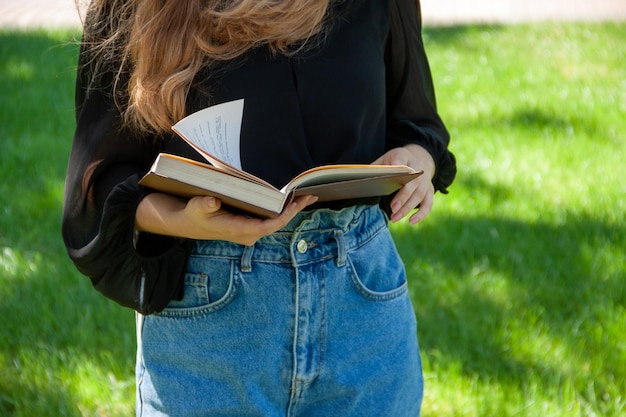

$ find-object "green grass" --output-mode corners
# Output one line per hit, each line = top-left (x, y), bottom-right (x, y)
(1, 22), (624, 416)
(0, 29), (136, 416)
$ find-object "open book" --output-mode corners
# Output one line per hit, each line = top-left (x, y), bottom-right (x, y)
(139, 100), (422, 218)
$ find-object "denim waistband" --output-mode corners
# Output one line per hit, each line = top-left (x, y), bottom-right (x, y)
(190, 205), (388, 269)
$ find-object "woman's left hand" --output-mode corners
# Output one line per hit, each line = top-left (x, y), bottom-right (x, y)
(372, 144), (436, 225)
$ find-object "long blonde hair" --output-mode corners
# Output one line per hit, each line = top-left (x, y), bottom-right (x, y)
(80, 0), (331, 134)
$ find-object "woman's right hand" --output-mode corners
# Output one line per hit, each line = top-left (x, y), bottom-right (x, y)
(135, 193), (318, 246)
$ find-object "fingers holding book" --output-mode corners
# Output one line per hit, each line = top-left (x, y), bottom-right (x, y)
(183, 194), (318, 246)
(135, 193), (317, 245)
(372, 144), (436, 225)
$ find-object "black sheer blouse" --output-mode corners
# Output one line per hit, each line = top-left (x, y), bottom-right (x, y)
(62, 0), (456, 314)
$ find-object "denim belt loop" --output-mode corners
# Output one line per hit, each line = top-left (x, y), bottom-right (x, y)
(240, 245), (254, 272)
(333, 229), (346, 267)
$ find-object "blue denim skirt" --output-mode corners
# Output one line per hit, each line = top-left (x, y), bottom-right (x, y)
(136, 205), (423, 416)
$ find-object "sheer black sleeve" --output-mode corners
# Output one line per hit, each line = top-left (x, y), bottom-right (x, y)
(61, 40), (192, 315)
(386, 0), (456, 193)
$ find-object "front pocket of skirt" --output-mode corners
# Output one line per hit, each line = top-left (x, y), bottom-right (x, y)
(345, 227), (408, 302)
(156, 257), (238, 317)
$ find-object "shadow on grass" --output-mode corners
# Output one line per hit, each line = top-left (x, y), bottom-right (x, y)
(423, 23), (508, 47)
(0, 377), (81, 417)
(394, 175), (625, 410)
(454, 104), (608, 143)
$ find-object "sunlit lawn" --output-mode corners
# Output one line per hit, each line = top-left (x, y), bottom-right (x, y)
(1, 22), (624, 416)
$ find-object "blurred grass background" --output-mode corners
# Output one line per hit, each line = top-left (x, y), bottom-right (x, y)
(0, 22), (624, 416)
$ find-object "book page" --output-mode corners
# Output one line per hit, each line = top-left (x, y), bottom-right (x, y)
(282, 164), (417, 192)
(172, 99), (245, 170)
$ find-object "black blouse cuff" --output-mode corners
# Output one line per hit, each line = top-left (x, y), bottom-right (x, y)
(69, 175), (192, 314)
(387, 120), (457, 194)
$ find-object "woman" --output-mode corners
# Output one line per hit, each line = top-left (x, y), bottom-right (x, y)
(63, 0), (456, 415)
